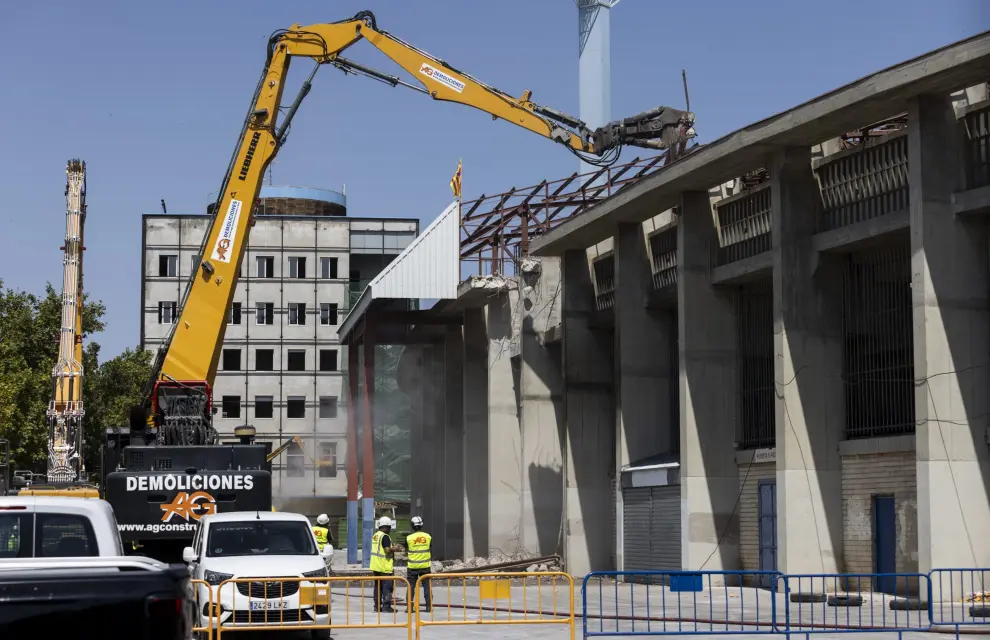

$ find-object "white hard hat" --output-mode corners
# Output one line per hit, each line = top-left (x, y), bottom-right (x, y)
(376, 516), (391, 528)
(411, 516), (423, 527)
(316, 514), (329, 525)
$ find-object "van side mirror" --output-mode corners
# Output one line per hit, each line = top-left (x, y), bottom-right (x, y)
(321, 544), (334, 558)
(182, 547), (198, 564)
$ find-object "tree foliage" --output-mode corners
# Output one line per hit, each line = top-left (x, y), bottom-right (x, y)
(0, 279), (152, 475)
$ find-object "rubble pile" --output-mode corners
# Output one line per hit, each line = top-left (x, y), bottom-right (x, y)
(439, 550), (561, 573)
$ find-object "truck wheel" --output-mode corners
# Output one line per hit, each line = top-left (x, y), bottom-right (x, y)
(311, 630), (332, 640)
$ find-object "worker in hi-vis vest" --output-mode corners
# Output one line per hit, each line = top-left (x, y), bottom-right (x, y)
(313, 514), (331, 554)
(405, 516), (432, 611)
(370, 517), (396, 612)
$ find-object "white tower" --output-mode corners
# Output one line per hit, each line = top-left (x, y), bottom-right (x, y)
(577, 0), (619, 176)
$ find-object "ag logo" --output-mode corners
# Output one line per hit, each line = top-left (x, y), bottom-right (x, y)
(161, 491), (217, 523)
(214, 238), (231, 261)
(411, 535), (428, 545)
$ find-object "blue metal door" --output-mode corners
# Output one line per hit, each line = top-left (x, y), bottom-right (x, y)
(757, 480), (777, 589)
(874, 495), (897, 594)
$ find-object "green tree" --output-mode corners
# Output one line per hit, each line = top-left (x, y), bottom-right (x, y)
(0, 279), (152, 475)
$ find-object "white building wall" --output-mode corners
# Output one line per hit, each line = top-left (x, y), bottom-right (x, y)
(141, 212), (417, 501)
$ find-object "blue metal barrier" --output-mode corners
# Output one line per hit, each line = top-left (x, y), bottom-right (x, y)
(929, 568), (990, 632)
(582, 571), (783, 638)
(776, 573), (931, 637)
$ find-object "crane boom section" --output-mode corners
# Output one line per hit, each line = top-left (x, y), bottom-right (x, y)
(47, 159), (87, 484)
(154, 11), (695, 395)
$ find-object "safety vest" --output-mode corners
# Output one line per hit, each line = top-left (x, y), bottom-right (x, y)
(370, 530), (393, 573)
(313, 526), (329, 551)
(405, 531), (432, 570)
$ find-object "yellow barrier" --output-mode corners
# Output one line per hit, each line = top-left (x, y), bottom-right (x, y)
(413, 571), (575, 640)
(214, 575), (412, 639)
(189, 578), (214, 640)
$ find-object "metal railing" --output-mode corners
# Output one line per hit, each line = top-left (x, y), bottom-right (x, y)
(583, 571), (782, 637)
(712, 183), (772, 267)
(776, 573), (930, 635)
(413, 571), (575, 640)
(189, 578), (214, 640)
(581, 569), (990, 639)
(212, 575), (412, 639)
(962, 102), (990, 190)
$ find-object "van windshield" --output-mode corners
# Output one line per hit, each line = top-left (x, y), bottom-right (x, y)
(206, 521), (317, 558)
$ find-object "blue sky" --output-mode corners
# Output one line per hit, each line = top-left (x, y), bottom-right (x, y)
(1, 0), (986, 359)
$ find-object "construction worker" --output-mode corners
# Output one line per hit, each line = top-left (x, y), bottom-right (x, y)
(313, 514), (331, 553)
(405, 516), (432, 612)
(370, 516), (395, 612)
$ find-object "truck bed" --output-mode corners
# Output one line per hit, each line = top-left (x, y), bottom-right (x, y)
(0, 556), (194, 639)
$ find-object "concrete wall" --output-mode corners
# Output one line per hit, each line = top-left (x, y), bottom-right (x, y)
(840, 447), (918, 574)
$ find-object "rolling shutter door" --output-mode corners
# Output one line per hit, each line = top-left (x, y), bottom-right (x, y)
(650, 485), (681, 571)
(622, 487), (652, 571)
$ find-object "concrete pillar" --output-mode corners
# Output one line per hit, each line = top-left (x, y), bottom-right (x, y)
(345, 342), (359, 564)
(462, 307), (489, 559)
(678, 190), (740, 571)
(517, 258), (565, 556)
(444, 325), (465, 561)
(614, 222), (675, 571)
(910, 94), (990, 572)
(771, 146), (844, 574)
(420, 344), (445, 557)
(562, 248), (615, 575)
(489, 288), (524, 553)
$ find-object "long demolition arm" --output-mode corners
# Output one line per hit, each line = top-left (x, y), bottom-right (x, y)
(147, 11), (695, 424)
(47, 159), (87, 483)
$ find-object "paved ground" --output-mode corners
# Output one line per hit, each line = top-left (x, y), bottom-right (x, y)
(200, 575), (990, 640)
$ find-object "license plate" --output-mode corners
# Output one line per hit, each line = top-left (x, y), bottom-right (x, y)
(250, 600), (288, 611)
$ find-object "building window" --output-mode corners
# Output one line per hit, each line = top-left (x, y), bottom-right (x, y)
(256, 302), (274, 325)
(288, 303), (306, 325)
(255, 395), (273, 419)
(319, 396), (338, 419)
(229, 302), (242, 325)
(288, 256), (307, 279)
(319, 349), (338, 372)
(190, 254), (201, 274)
(256, 255), (274, 278)
(158, 254), (177, 277)
(320, 257), (338, 279)
(318, 442), (337, 478)
(158, 301), (177, 324)
(255, 349), (274, 371)
(221, 349), (241, 371)
(221, 395), (241, 419)
(287, 396), (306, 419)
(287, 441), (305, 477)
(320, 303), (338, 326)
(287, 349), (306, 372)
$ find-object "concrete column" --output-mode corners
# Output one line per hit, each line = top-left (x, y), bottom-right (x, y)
(614, 222), (675, 570)
(517, 258), (565, 556)
(489, 288), (524, 553)
(678, 190), (740, 571)
(421, 344), (445, 558)
(444, 325), (465, 561)
(910, 94), (990, 572)
(462, 307), (489, 559)
(562, 248), (615, 575)
(771, 146), (844, 574)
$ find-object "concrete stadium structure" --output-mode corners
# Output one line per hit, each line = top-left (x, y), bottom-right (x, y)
(338, 31), (990, 579)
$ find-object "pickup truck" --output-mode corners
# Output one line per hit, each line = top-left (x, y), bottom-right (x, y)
(0, 495), (123, 558)
(0, 496), (195, 637)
